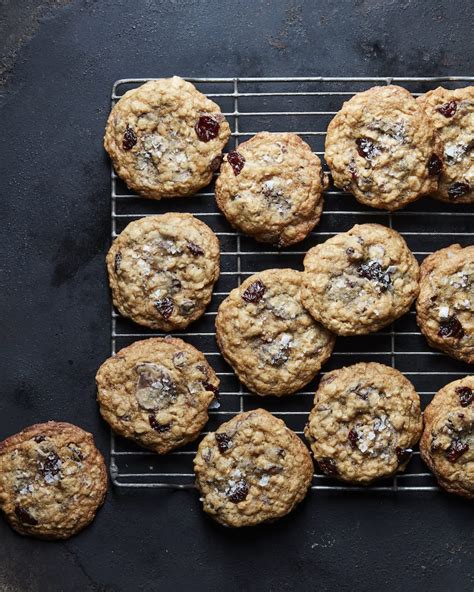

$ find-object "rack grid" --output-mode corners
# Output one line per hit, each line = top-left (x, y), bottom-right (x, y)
(109, 76), (473, 492)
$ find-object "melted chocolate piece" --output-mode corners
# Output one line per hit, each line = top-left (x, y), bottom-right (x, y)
(317, 457), (338, 476)
(227, 480), (249, 503)
(427, 154), (443, 176)
(445, 439), (469, 463)
(187, 242), (204, 256)
(456, 386), (473, 407)
(114, 252), (122, 273)
(355, 137), (379, 160)
(242, 280), (266, 303)
(215, 432), (232, 453)
(15, 505), (38, 526)
(438, 316), (464, 339)
(448, 182), (470, 200)
(437, 100), (457, 118)
(122, 125), (137, 150)
(395, 447), (412, 464)
(155, 297), (174, 320)
(357, 260), (392, 291)
(348, 428), (359, 448)
(148, 415), (171, 433)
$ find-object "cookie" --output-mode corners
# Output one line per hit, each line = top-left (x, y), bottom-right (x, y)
(417, 86), (473, 203)
(107, 213), (220, 330)
(304, 363), (423, 484)
(302, 223), (420, 336)
(96, 337), (219, 454)
(416, 244), (473, 364)
(215, 132), (327, 246)
(0, 422), (107, 540)
(325, 85), (443, 210)
(420, 376), (474, 499)
(194, 409), (313, 527)
(104, 76), (231, 199)
(216, 269), (335, 396)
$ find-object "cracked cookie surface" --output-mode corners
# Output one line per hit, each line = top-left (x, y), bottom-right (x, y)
(104, 76), (231, 199)
(416, 244), (474, 364)
(216, 269), (335, 396)
(0, 422), (107, 540)
(417, 86), (474, 204)
(96, 337), (219, 454)
(302, 224), (419, 336)
(420, 376), (474, 499)
(325, 85), (442, 210)
(107, 213), (220, 330)
(304, 363), (422, 484)
(215, 132), (327, 246)
(194, 409), (313, 527)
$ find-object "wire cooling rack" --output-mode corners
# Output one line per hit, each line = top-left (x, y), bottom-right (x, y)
(109, 76), (473, 492)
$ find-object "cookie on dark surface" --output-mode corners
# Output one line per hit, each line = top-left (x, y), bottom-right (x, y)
(107, 213), (220, 331)
(0, 422), (107, 540)
(194, 409), (313, 527)
(416, 244), (473, 365)
(96, 337), (219, 454)
(104, 76), (231, 199)
(325, 85), (443, 210)
(215, 132), (327, 246)
(420, 376), (474, 499)
(305, 363), (423, 484)
(302, 223), (420, 336)
(216, 269), (335, 396)
(417, 86), (473, 204)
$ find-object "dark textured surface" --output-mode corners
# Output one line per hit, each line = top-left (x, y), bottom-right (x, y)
(1, 1), (473, 590)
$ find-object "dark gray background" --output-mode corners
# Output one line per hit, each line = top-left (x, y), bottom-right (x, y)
(1, 1), (473, 591)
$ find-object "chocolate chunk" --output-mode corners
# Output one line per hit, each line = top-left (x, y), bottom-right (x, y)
(155, 297), (174, 320)
(427, 154), (443, 176)
(242, 280), (266, 303)
(317, 457), (338, 476)
(456, 386), (473, 407)
(15, 505), (38, 526)
(357, 260), (392, 291)
(122, 125), (137, 150)
(227, 479), (249, 503)
(33, 435), (45, 444)
(187, 242), (204, 256)
(348, 428), (359, 448)
(210, 155), (222, 172)
(114, 252), (122, 273)
(215, 432), (232, 453)
(41, 451), (61, 483)
(395, 447), (412, 464)
(448, 182), (470, 200)
(355, 137), (379, 160)
(203, 381), (219, 396)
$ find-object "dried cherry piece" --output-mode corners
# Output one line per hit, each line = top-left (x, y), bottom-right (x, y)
(317, 457), (338, 476)
(155, 297), (174, 320)
(437, 100), (457, 118)
(195, 115), (220, 142)
(15, 505), (38, 526)
(187, 242), (204, 256)
(456, 386), (473, 407)
(242, 280), (266, 303)
(445, 439), (469, 463)
(395, 447), (412, 464)
(357, 260), (391, 291)
(122, 125), (137, 150)
(438, 316), (464, 339)
(227, 151), (245, 176)
(215, 432), (232, 453)
(427, 154), (443, 176)
(448, 182), (470, 200)
(228, 480), (249, 503)
(355, 137), (379, 160)
(348, 429), (359, 448)
(148, 415), (171, 433)
(114, 252), (122, 273)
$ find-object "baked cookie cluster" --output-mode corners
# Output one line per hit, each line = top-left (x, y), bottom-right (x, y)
(2, 79), (472, 539)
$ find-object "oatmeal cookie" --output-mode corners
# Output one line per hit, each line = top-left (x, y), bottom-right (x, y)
(215, 132), (327, 246)
(216, 269), (335, 396)
(96, 337), (219, 454)
(416, 244), (473, 364)
(302, 223), (420, 336)
(325, 85), (443, 210)
(305, 363), (422, 484)
(417, 86), (473, 203)
(194, 409), (313, 527)
(0, 422), (107, 540)
(104, 76), (231, 199)
(107, 213), (220, 330)
(420, 376), (474, 499)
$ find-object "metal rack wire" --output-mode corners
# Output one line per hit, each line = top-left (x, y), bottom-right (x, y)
(109, 76), (473, 492)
